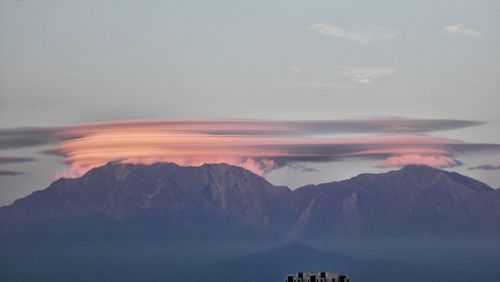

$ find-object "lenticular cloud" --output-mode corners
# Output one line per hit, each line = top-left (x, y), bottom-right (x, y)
(30, 118), (488, 178)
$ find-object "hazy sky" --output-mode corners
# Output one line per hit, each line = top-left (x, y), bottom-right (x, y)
(1, 0), (500, 206)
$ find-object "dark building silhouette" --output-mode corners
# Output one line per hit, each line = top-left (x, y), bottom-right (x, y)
(285, 272), (351, 282)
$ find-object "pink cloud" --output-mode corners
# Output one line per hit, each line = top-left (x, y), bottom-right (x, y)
(380, 154), (460, 168)
(34, 119), (487, 178)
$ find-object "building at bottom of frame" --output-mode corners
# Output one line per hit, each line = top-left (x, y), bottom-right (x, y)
(284, 272), (351, 282)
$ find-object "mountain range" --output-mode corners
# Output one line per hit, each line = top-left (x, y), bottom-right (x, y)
(1, 162), (499, 240)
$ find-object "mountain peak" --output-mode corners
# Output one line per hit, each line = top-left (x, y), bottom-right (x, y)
(85, 161), (257, 176)
(395, 164), (492, 192)
(399, 164), (444, 173)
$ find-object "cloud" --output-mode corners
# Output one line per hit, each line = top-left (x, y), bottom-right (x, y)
(271, 80), (354, 89)
(0, 118), (483, 146)
(0, 169), (24, 176)
(0, 157), (35, 177)
(308, 23), (401, 45)
(379, 155), (462, 168)
(0, 169), (24, 177)
(21, 118), (481, 136)
(442, 24), (484, 39)
(287, 164), (319, 173)
(45, 130), (473, 177)
(0, 128), (58, 150)
(0, 157), (36, 165)
(0, 118), (495, 177)
(340, 66), (397, 84)
(289, 66), (303, 74)
(468, 164), (500, 171)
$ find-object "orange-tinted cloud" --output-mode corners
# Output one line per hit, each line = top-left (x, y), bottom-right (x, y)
(41, 119), (472, 178)
(1, 118), (497, 177)
(380, 154), (459, 168)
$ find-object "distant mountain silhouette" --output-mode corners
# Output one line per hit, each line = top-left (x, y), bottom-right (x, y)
(1, 163), (499, 240)
(187, 242), (463, 282)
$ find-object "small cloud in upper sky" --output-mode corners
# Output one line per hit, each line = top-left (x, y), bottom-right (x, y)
(442, 24), (484, 39)
(271, 80), (354, 89)
(468, 164), (500, 170)
(340, 66), (397, 84)
(308, 23), (401, 45)
(289, 66), (303, 74)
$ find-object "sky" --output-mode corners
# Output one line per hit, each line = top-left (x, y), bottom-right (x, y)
(1, 0), (500, 206)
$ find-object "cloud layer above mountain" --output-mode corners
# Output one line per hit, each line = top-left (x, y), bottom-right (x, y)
(1, 118), (498, 177)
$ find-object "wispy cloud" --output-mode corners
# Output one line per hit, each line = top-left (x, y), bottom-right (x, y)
(0, 157), (35, 177)
(340, 66), (396, 84)
(271, 80), (353, 89)
(442, 24), (484, 39)
(308, 23), (401, 45)
(0, 157), (36, 165)
(287, 164), (319, 173)
(468, 164), (500, 171)
(0, 128), (58, 150)
(0, 170), (24, 176)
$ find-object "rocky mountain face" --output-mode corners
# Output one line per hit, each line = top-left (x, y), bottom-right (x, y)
(1, 163), (499, 239)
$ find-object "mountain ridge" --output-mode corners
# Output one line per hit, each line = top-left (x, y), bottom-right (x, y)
(1, 162), (499, 239)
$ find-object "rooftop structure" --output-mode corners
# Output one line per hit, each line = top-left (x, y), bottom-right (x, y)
(284, 272), (351, 282)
